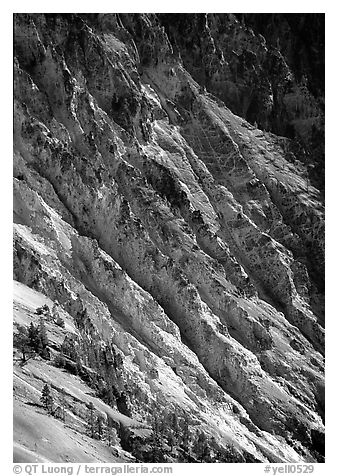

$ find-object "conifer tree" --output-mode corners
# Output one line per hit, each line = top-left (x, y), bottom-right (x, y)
(107, 424), (112, 446)
(106, 414), (117, 447)
(180, 417), (191, 453)
(192, 430), (210, 462)
(96, 414), (105, 440)
(39, 316), (48, 347)
(87, 402), (95, 438)
(40, 384), (54, 413)
(169, 412), (180, 440)
(13, 325), (30, 362)
(149, 413), (165, 462)
(52, 302), (59, 318)
(38, 316), (49, 359)
(28, 322), (40, 352)
(165, 411), (180, 452)
(60, 387), (66, 422)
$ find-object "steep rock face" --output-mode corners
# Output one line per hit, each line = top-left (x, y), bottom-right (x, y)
(159, 13), (324, 192)
(13, 13), (324, 463)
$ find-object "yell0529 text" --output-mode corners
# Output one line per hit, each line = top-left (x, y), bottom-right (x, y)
(264, 465), (315, 475)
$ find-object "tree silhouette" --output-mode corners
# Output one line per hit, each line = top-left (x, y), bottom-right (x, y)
(87, 402), (95, 438)
(180, 417), (191, 454)
(96, 414), (105, 440)
(149, 413), (166, 462)
(192, 430), (211, 462)
(60, 387), (66, 422)
(106, 424), (115, 447)
(13, 325), (31, 363)
(164, 411), (180, 452)
(36, 304), (50, 317)
(38, 316), (48, 346)
(38, 316), (49, 359)
(40, 384), (54, 413)
(106, 414), (118, 447)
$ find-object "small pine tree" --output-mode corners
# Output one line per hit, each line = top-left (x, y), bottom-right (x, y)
(87, 402), (95, 438)
(106, 414), (118, 447)
(149, 413), (165, 462)
(40, 384), (54, 413)
(28, 322), (40, 353)
(96, 414), (105, 440)
(13, 325), (31, 362)
(106, 424), (117, 447)
(76, 358), (83, 376)
(107, 425), (112, 446)
(53, 353), (66, 368)
(180, 417), (191, 453)
(61, 336), (78, 361)
(38, 316), (48, 347)
(166, 429), (175, 453)
(192, 430), (209, 462)
(164, 411), (180, 452)
(202, 443), (212, 462)
(169, 412), (180, 439)
(52, 302), (59, 318)
(60, 387), (66, 422)
(38, 316), (49, 359)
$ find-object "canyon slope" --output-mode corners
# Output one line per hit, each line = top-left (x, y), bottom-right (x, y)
(13, 13), (324, 463)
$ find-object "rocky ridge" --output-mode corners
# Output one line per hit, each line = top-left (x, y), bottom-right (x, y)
(13, 13), (324, 463)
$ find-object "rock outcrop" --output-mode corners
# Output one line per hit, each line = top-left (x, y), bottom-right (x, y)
(13, 13), (324, 463)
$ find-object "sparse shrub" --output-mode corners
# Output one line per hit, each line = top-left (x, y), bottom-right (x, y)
(64, 359), (79, 375)
(116, 391), (132, 417)
(61, 336), (79, 361)
(55, 316), (65, 328)
(35, 304), (50, 317)
(53, 353), (66, 368)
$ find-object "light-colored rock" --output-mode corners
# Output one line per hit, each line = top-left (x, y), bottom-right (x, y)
(13, 13), (324, 463)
